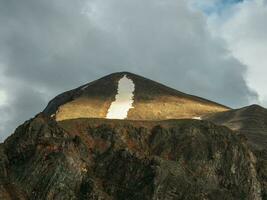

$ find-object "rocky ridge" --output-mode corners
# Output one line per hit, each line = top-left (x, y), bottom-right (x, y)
(0, 114), (264, 199)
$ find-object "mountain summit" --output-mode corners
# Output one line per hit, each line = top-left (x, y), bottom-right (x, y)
(43, 72), (229, 121)
(1, 72), (267, 199)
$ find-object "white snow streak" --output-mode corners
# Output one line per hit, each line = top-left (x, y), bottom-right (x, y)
(106, 75), (135, 119)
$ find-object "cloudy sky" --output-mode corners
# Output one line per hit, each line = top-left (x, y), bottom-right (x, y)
(0, 0), (266, 141)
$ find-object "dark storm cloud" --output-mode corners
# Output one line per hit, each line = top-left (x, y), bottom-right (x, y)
(0, 0), (258, 140)
(0, 80), (47, 141)
(0, 0), (114, 89)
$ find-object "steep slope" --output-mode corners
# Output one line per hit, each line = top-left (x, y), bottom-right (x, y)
(203, 105), (267, 150)
(0, 114), (263, 199)
(203, 104), (267, 198)
(43, 72), (229, 121)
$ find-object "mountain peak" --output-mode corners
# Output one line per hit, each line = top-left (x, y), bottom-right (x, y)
(43, 72), (229, 121)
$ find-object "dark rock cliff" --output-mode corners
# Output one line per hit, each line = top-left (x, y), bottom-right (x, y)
(204, 104), (267, 199)
(0, 114), (263, 199)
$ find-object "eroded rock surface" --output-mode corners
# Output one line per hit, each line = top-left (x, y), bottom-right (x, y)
(204, 104), (267, 198)
(0, 114), (264, 199)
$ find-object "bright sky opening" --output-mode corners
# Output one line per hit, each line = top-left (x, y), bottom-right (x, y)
(0, 90), (7, 106)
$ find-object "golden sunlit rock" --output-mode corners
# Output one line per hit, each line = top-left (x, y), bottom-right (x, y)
(43, 72), (229, 121)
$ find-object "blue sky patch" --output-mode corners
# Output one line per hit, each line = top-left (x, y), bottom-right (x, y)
(200, 0), (244, 15)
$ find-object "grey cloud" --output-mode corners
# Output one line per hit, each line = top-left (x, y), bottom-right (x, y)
(0, 83), (47, 141)
(207, 0), (267, 106)
(0, 0), (258, 140)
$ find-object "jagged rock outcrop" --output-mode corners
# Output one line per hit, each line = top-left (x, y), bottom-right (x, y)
(204, 104), (267, 198)
(0, 114), (263, 199)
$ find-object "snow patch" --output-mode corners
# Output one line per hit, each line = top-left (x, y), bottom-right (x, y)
(81, 84), (89, 90)
(106, 75), (135, 119)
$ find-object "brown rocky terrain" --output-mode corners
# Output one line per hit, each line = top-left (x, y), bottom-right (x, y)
(204, 104), (267, 199)
(204, 105), (267, 151)
(43, 72), (229, 121)
(0, 114), (265, 199)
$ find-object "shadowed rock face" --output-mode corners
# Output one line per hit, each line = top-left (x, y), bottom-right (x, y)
(203, 105), (267, 151)
(0, 114), (263, 199)
(43, 72), (229, 121)
(204, 105), (267, 198)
